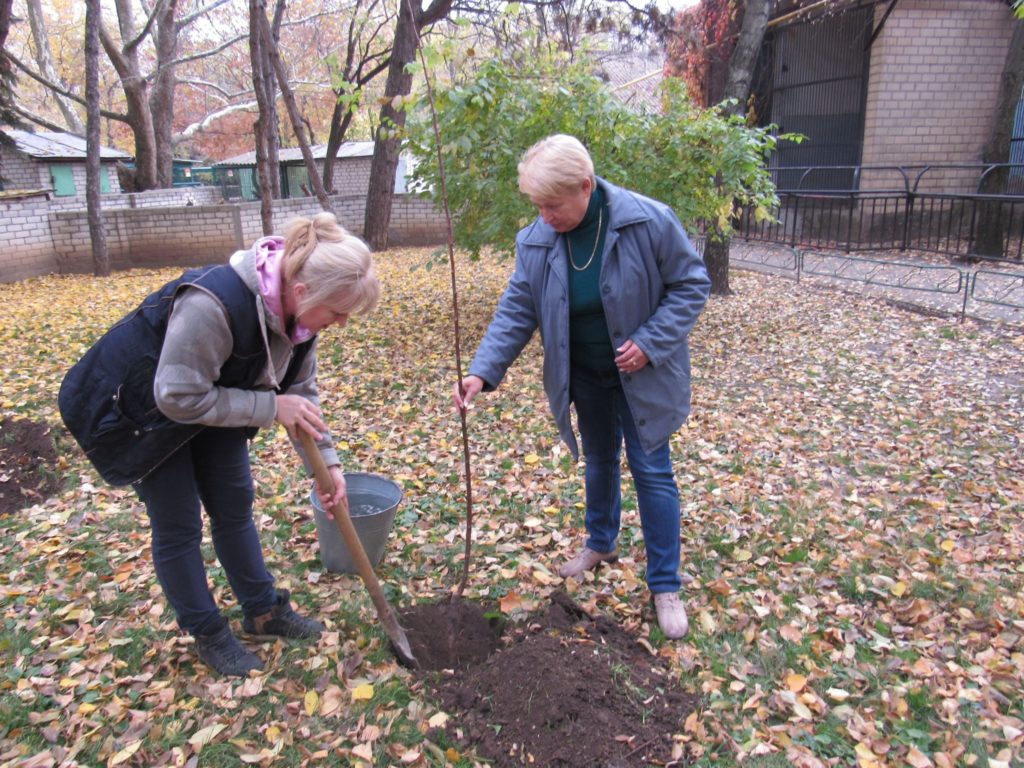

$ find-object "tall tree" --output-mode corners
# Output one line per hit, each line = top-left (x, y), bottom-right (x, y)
(1, 0), (22, 188)
(665, 0), (771, 294)
(256, 0), (334, 214)
(26, 0), (85, 134)
(321, 0), (391, 193)
(0, 0), (21, 142)
(975, 19), (1024, 258)
(704, 0), (768, 293)
(249, 0), (278, 233)
(85, 0), (109, 276)
(363, 0), (454, 251)
(99, 0), (164, 190)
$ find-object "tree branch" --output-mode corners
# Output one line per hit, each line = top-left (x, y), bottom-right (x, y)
(177, 0), (231, 29)
(123, 0), (167, 53)
(7, 50), (129, 121)
(173, 99), (260, 142)
(12, 102), (78, 134)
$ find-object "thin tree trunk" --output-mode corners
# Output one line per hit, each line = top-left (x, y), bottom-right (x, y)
(26, 0), (85, 134)
(364, 0), (452, 249)
(265, 0), (285, 199)
(85, 0), (109, 276)
(150, 0), (180, 188)
(975, 20), (1024, 258)
(257, 6), (333, 214)
(1, 0), (20, 141)
(249, 0), (274, 233)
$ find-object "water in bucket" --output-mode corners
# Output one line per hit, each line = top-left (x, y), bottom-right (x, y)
(310, 472), (403, 574)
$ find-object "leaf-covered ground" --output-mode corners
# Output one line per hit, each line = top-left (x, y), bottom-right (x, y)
(0, 248), (1022, 768)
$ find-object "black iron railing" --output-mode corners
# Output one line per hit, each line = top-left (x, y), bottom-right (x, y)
(737, 164), (1024, 262)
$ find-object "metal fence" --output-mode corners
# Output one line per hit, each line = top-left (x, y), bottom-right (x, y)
(737, 164), (1024, 262)
(728, 241), (1024, 324)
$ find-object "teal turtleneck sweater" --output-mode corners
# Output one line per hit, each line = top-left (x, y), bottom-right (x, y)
(566, 185), (614, 371)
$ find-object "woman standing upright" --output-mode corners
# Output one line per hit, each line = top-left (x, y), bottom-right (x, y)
(454, 135), (710, 639)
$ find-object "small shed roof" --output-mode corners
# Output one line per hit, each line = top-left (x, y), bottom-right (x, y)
(3, 129), (132, 161)
(215, 140), (376, 168)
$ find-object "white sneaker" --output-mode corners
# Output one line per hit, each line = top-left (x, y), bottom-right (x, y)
(558, 547), (618, 579)
(653, 593), (689, 639)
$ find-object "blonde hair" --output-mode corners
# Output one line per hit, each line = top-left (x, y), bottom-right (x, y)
(518, 134), (595, 200)
(281, 212), (379, 316)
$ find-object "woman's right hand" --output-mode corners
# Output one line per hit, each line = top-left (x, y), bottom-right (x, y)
(275, 394), (327, 440)
(453, 375), (485, 412)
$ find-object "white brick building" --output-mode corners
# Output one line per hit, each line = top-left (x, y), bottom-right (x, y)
(0, 130), (129, 196)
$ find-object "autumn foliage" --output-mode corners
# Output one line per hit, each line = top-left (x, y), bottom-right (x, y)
(665, 0), (742, 107)
(1, 248), (1022, 766)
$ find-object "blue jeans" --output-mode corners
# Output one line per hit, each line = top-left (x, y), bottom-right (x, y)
(570, 364), (682, 593)
(135, 427), (277, 635)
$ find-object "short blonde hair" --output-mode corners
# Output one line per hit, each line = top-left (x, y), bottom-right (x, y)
(281, 212), (379, 316)
(518, 134), (595, 200)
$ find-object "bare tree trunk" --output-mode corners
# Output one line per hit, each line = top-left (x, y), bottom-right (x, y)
(257, 5), (333, 214)
(704, 0), (770, 295)
(150, 0), (180, 189)
(321, 0), (392, 193)
(364, 0), (453, 250)
(100, 2), (159, 191)
(703, 235), (730, 295)
(1, 0), (22, 142)
(265, 0), (285, 199)
(26, 0), (85, 134)
(249, 0), (275, 233)
(722, 0), (770, 118)
(85, 0), (109, 276)
(975, 21), (1024, 258)
(364, 0), (419, 250)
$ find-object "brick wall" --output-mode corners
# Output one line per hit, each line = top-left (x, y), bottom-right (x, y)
(2, 191), (449, 283)
(861, 0), (1014, 192)
(49, 185), (222, 212)
(0, 150), (123, 196)
(0, 152), (45, 189)
(0, 197), (59, 283)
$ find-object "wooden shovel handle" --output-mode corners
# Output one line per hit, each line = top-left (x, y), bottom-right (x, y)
(297, 430), (418, 666)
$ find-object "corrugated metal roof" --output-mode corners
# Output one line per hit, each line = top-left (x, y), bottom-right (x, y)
(3, 129), (132, 160)
(215, 140), (376, 168)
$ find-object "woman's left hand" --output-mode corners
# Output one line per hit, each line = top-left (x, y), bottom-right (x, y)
(615, 340), (649, 373)
(315, 465), (348, 519)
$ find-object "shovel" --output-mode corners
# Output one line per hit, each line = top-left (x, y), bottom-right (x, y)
(298, 430), (418, 668)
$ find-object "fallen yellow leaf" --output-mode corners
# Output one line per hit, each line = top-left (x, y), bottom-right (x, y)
(352, 683), (374, 701)
(304, 690), (319, 716)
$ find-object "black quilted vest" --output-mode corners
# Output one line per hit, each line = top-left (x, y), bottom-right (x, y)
(58, 265), (313, 486)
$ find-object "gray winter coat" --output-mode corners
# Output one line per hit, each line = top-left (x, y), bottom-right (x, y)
(468, 177), (711, 458)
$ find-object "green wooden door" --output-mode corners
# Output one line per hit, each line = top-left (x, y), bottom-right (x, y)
(50, 164), (76, 196)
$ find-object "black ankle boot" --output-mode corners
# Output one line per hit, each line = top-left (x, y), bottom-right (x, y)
(243, 589), (324, 639)
(195, 617), (264, 676)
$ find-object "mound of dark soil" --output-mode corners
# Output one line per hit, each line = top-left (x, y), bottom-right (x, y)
(401, 591), (698, 767)
(0, 418), (61, 516)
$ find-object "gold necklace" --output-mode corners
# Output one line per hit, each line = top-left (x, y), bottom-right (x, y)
(567, 208), (603, 272)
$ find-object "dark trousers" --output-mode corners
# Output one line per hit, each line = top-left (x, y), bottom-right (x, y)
(135, 427), (276, 635)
